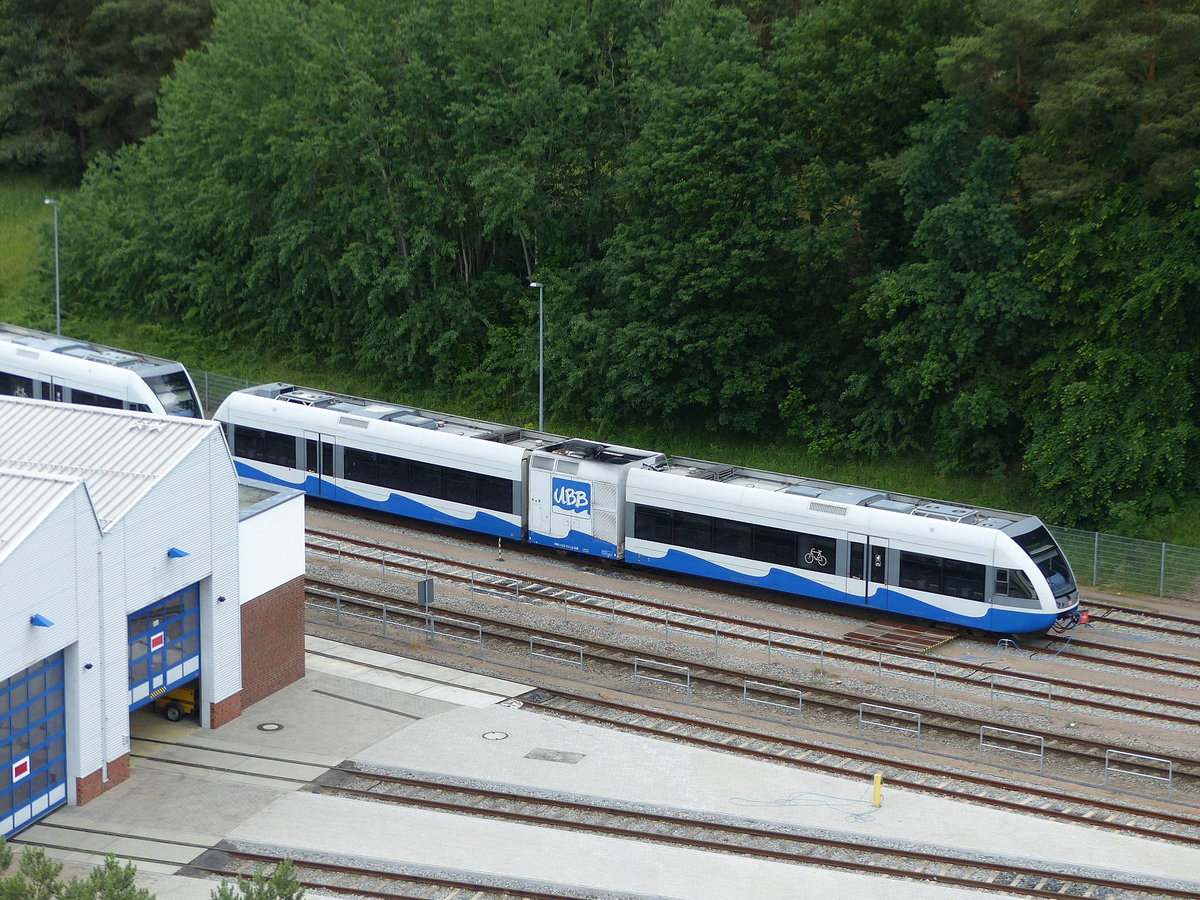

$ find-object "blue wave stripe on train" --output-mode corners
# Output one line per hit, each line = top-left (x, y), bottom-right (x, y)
(627, 547), (1059, 633)
(528, 528), (620, 559)
(234, 461), (522, 540)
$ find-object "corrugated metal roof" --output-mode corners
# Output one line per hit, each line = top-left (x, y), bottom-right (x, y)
(0, 470), (83, 563)
(0, 396), (218, 531)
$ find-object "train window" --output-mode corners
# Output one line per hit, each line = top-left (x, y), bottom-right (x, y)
(713, 519), (752, 558)
(131, 403), (151, 413)
(477, 473), (516, 513)
(673, 512), (713, 552)
(899, 552), (943, 593)
(900, 552), (986, 601)
(305, 440), (318, 473)
(752, 525), (797, 567)
(323, 442), (335, 477)
(233, 426), (267, 462)
(849, 542), (865, 580)
(0, 372), (34, 398)
(344, 448), (377, 484)
(443, 468), (476, 505)
(70, 389), (123, 410)
(797, 534), (836, 574)
(144, 370), (200, 418)
(942, 559), (985, 601)
(996, 568), (1036, 600)
(375, 454), (408, 490)
(408, 461), (442, 497)
(264, 431), (297, 468)
(633, 506), (674, 543)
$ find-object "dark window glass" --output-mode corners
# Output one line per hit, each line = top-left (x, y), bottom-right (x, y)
(344, 448), (377, 484)
(849, 542), (865, 580)
(408, 461), (442, 497)
(713, 519), (753, 558)
(673, 513), (712, 551)
(478, 474), (514, 513)
(997, 568), (1036, 600)
(634, 506), (673, 543)
(442, 468), (476, 506)
(752, 525), (797, 567)
(798, 534), (837, 573)
(264, 431), (296, 467)
(70, 389), (123, 409)
(0, 372), (34, 398)
(233, 426), (266, 463)
(376, 454), (408, 490)
(942, 559), (985, 601)
(899, 552), (943, 593)
(305, 439), (318, 473)
(322, 442), (334, 476)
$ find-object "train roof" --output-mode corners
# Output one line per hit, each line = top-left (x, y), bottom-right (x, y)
(0, 323), (186, 375)
(231, 383), (566, 450)
(534, 438), (666, 468)
(645, 456), (1037, 534)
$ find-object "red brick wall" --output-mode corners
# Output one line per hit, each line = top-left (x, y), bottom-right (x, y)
(75, 753), (130, 805)
(209, 692), (242, 728)
(239, 575), (306, 709)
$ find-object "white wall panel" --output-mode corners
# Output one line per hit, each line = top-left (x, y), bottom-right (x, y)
(239, 493), (304, 602)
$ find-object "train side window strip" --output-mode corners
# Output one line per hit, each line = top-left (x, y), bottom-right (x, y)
(631, 504), (836, 573)
(342, 446), (515, 514)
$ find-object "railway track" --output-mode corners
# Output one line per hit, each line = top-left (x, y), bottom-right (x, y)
(309, 764), (1200, 899)
(305, 526), (1200, 744)
(303, 581), (1200, 849)
(21, 748), (1200, 900)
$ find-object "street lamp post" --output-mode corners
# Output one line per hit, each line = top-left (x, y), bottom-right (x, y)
(44, 198), (60, 335)
(529, 282), (544, 431)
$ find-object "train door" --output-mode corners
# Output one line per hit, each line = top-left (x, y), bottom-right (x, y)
(39, 376), (63, 403)
(846, 533), (868, 603)
(304, 432), (336, 498)
(867, 538), (890, 608)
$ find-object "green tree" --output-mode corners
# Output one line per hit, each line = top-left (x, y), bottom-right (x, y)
(577, 0), (805, 431)
(210, 861), (303, 900)
(0, 840), (151, 900)
(848, 100), (1046, 473)
(0, 0), (213, 176)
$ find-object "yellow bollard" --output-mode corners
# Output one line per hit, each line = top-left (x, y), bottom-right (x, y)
(872, 773), (883, 808)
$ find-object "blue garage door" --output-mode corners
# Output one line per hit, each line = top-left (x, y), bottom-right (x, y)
(128, 584), (201, 710)
(1, 652), (67, 837)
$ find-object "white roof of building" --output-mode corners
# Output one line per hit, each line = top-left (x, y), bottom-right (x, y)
(0, 470), (91, 563)
(0, 396), (219, 531)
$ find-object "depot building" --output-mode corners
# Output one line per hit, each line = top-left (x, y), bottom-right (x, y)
(0, 396), (305, 837)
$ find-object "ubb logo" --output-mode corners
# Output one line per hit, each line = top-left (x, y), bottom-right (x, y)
(552, 477), (592, 516)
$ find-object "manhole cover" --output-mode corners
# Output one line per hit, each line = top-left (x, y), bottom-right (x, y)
(482, 731), (509, 741)
(257, 723), (284, 732)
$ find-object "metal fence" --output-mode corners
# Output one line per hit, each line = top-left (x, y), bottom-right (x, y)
(194, 369), (251, 416)
(194, 365), (1198, 603)
(1049, 525), (1200, 601)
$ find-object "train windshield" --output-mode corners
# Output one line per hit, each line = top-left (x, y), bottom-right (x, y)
(1013, 526), (1076, 598)
(145, 370), (200, 417)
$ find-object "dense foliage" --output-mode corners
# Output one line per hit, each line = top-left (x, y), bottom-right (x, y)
(31, 0), (1200, 530)
(0, 0), (213, 177)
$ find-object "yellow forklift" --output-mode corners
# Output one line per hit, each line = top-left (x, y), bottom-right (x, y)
(152, 683), (198, 722)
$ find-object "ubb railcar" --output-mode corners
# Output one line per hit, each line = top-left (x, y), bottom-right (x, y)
(624, 458), (1079, 633)
(213, 383), (665, 553)
(0, 323), (201, 417)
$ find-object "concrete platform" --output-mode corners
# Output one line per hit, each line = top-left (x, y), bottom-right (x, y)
(14, 637), (1199, 900)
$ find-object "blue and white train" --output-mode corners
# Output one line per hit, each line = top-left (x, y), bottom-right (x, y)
(215, 382), (1080, 635)
(0, 323), (202, 417)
